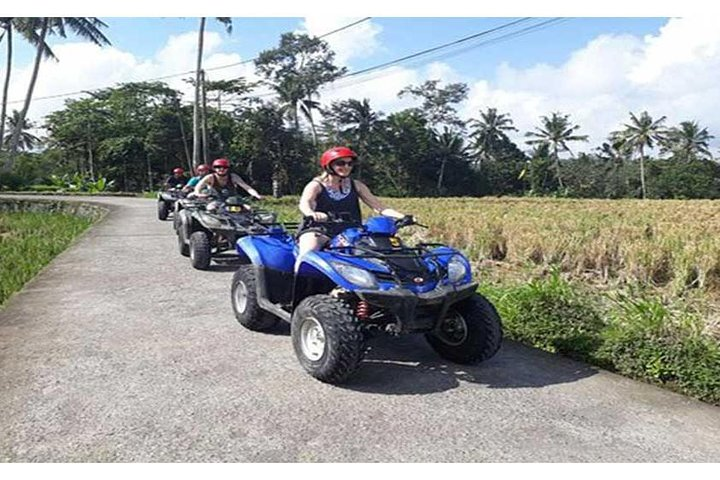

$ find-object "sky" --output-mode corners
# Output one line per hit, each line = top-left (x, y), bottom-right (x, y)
(4, 2), (720, 153)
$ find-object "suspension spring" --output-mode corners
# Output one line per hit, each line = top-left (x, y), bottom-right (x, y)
(356, 300), (370, 320)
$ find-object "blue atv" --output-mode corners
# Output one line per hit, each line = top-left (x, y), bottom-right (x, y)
(231, 213), (503, 384)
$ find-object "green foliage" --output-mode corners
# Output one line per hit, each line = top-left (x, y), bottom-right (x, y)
(490, 269), (605, 362)
(45, 173), (115, 193)
(0, 171), (25, 191)
(598, 294), (720, 404)
(481, 276), (720, 405)
(647, 158), (720, 199)
(0, 211), (94, 306)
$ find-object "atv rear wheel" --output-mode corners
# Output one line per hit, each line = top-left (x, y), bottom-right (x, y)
(425, 293), (503, 364)
(291, 294), (364, 383)
(157, 201), (169, 221)
(231, 265), (277, 331)
(189, 231), (211, 270)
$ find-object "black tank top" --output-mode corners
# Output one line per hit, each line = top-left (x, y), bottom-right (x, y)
(314, 179), (362, 224)
(211, 174), (240, 199)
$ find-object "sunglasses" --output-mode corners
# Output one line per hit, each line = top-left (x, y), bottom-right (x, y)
(333, 160), (354, 168)
(214, 166), (228, 170)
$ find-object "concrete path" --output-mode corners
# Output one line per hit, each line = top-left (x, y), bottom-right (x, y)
(1, 195), (718, 462)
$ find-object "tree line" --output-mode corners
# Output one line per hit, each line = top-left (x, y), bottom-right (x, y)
(1, 19), (720, 199)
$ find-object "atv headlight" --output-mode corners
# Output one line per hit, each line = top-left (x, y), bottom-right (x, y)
(330, 261), (378, 289)
(447, 255), (468, 284)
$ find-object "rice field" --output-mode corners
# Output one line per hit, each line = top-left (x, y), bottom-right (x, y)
(388, 197), (720, 295)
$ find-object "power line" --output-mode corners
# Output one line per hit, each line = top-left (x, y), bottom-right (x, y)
(322, 18), (569, 94)
(254, 17), (567, 99)
(6, 17), (373, 105)
(344, 17), (533, 79)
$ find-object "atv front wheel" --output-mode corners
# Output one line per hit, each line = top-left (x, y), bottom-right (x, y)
(291, 295), (365, 383)
(231, 265), (277, 331)
(189, 231), (211, 270)
(177, 223), (189, 257)
(157, 201), (169, 221)
(425, 293), (503, 364)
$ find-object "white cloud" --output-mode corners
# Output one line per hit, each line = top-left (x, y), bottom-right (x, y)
(6, 30), (249, 127)
(298, 17), (383, 67)
(462, 17), (720, 151)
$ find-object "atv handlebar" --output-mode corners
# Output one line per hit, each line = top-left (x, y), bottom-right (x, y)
(395, 214), (427, 229)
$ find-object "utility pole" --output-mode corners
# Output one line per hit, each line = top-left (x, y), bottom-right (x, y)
(200, 69), (209, 166)
(192, 17), (206, 169)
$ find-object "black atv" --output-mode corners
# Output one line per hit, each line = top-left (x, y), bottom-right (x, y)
(175, 195), (278, 270)
(173, 195), (208, 232)
(157, 186), (186, 221)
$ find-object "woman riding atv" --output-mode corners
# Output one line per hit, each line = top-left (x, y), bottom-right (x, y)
(296, 146), (410, 270)
(193, 158), (263, 204)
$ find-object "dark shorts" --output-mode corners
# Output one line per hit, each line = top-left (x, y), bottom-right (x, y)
(296, 218), (360, 240)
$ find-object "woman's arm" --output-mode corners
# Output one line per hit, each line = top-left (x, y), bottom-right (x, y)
(299, 181), (327, 220)
(231, 173), (262, 199)
(194, 175), (212, 197)
(354, 180), (404, 219)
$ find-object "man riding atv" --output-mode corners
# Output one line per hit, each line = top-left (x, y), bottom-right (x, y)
(194, 158), (262, 202)
(157, 167), (187, 221)
(183, 164), (210, 194)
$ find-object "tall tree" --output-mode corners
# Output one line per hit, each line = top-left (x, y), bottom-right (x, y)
(661, 120), (714, 161)
(193, 17), (232, 167)
(468, 107), (518, 169)
(524, 112), (588, 190)
(321, 98), (383, 182)
(255, 33), (346, 137)
(431, 126), (470, 194)
(5, 17), (110, 171)
(612, 111), (667, 199)
(398, 79), (468, 130)
(0, 17), (52, 160)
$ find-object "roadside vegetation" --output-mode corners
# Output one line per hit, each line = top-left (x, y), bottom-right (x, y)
(0, 211), (93, 306)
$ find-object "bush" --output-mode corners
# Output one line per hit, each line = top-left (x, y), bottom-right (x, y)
(0, 172), (26, 191)
(598, 294), (720, 404)
(486, 269), (605, 362)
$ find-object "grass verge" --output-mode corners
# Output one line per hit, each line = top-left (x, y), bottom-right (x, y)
(0, 211), (94, 306)
(479, 272), (720, 405)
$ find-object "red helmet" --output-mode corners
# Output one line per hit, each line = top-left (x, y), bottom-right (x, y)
(320, 147), (357, 169)
(172, 167), (184, 175)
(196, 164), (209, 174)
(212, 158), (230, 169)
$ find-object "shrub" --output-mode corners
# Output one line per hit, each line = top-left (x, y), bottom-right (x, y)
(487, 269), (605, 362)
(599, 294), (720, 404)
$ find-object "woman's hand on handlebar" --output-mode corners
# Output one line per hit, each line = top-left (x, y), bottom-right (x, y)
(310, 211), (329, 222)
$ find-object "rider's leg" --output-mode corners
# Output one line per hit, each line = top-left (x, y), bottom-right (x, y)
(295, 231), (329, 272)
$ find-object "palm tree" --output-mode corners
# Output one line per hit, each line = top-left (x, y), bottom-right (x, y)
(0, 17), (51, 158)
(524, 112), (588, 189)
(298, 95), (321, 146)
(3, 109), (40, 151)
(433, 127), (469, 194)
(5, 18), (110, 171)
(468, 107), (517, 169)
(612, 111), (667, 199)
(193, 17), (231, 167)
(661, 121), (714, 161)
